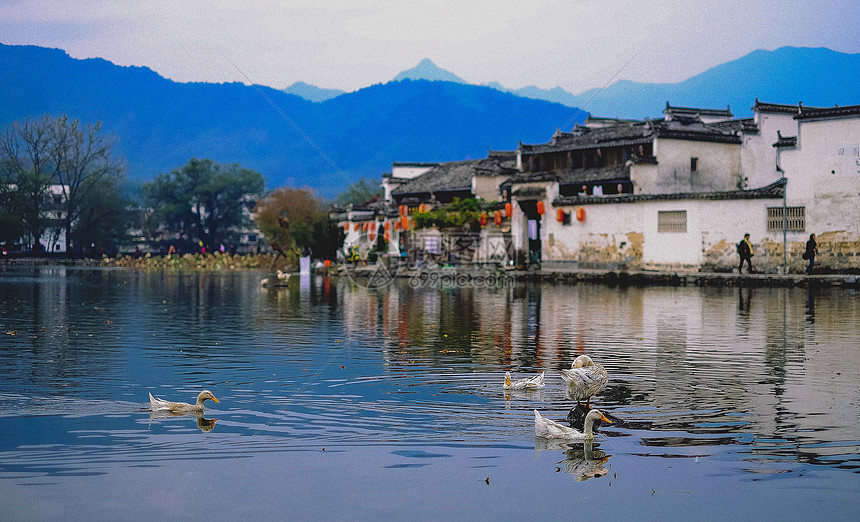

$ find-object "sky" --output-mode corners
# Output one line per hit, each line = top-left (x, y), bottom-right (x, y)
(3, 0), (858, 94)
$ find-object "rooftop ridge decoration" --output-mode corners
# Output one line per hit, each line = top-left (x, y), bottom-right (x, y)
(795, 104), (860, 120)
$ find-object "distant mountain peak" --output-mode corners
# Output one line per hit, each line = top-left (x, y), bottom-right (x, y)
(393, 58), (466, 84)
(282, 81), (345, 103)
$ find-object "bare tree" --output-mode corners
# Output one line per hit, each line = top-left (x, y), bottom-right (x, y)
(0, 115), (124, 254)
(0, 115), (64, 250)
(53, 117), (124, 256)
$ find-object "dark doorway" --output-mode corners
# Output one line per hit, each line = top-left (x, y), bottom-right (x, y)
(518, 200), (542, 269)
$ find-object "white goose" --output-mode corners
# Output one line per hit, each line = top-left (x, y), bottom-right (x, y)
(149, 390), (220, 414)
(534, 408), (612, 440)
(560, 355), (608, 407)
(503, 371), (545, 390)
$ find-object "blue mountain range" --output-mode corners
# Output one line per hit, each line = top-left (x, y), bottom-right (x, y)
(1, 43), (856, 196)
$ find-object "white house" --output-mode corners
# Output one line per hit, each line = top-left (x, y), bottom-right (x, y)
(506, 101), (860, 273)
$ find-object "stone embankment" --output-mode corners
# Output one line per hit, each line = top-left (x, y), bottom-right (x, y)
(506, 268), (859, 288)
(4, 256), (858, 288)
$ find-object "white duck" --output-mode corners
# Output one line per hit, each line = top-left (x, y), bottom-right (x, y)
(276, 270), (290, 281)
(503, 371), (545, 390)
(559, 355), (608, 407)
(534, 408), (612, 440)
(149, 390), (220, 414)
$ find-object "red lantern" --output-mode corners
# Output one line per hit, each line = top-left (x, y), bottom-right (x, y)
(383, 231), (390, 242)
(479, 212), (488, 227)
(504, 202), (512, 218)
(494, 210), (502, 226)
(353, 222), (360, 231)
(536, 201), (545, 216)
(384, 221), (391, 231)
(419, 203), (426, 213)
(576, 206), (586, 222)
(369, 229), (376, 241)
(394, 221), (401, 230)
(400, 215), (409, 230)
(399, 205), (407, 216)
(343, 222), (349, 232)
(557, 208), (565, 222)
(324, 259), (331, 268)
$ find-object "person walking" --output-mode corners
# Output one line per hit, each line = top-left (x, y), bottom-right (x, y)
(737, 233), (754, 274)
(803, 233), (818, 274)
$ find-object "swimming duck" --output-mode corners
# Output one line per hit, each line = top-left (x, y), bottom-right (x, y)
(276, 270), (290, 281)
(149, 390), (220, 414)
(534, 408), (612, 440)
(503, 371), (545, 390)
(559, 355), (608, 407)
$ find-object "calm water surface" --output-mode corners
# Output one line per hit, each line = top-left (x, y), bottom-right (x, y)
(0, 266), (858, 520)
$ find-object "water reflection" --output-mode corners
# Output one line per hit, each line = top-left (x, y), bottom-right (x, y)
(535, 440), (610, 481)
(148, 411), (218, 432)
(1, 267), (859, 506)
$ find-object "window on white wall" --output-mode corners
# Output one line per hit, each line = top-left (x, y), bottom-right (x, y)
(657, 210), (687, 233)
(767, 207), (805, 232)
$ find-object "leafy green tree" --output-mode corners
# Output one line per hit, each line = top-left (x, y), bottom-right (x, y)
(254, 187), (343, 261)
(334, 177), (383, 207)
(0, 209), (23, 246)
(143, 158), (265, 249)
(412, 197), (486, 229)
(72, 174), (129, 255)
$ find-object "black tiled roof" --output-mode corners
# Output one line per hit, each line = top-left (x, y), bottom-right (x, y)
(553, 178), (786, 206)
(795, 104), (860, 120)
(751, 101), (804, 114)
(773, 131), (797, 148)
(520, 122), (652, 153)
(392, 155), (517, 196)
(512, 186), (547, 199)
(506, 164), (630, 186)
(664, 103), (733, 118)
(710, 118), (758, 133)
(519, 117), (742, 153)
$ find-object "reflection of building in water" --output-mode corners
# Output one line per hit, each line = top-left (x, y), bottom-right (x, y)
(340, 279), (860, 466)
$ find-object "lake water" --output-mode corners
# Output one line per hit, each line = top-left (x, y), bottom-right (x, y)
(0, 266), (858, 520)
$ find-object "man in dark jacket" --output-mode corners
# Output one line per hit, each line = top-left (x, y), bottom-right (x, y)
(803, 233), (818, 274)
(737, 233), (754, 274)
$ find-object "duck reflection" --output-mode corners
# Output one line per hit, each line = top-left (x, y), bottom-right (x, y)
(535, 439), (610, 481)
(149, 410), (218, 432)
(566, 403), (620, 431)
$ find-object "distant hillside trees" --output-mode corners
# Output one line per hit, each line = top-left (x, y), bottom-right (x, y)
(0, 115), (126, 254)
(142, 158), (265, 251)
(334, 177), (383, 207)
(254, 187), (343, 262)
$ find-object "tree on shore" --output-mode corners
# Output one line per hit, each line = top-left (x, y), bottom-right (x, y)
(53, 117), (125, 256)
(143, 158), (265, 250)
(0, 115), (126, 254)
(254, 187), (342, 262)
(334, 177), (383, 207)
(0, 116), (64, 250)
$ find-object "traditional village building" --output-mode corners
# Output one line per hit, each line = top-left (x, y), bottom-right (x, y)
(773, 103), (860, 271)
(505, 101), (860, 272)
(388, 151), (518, 266)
